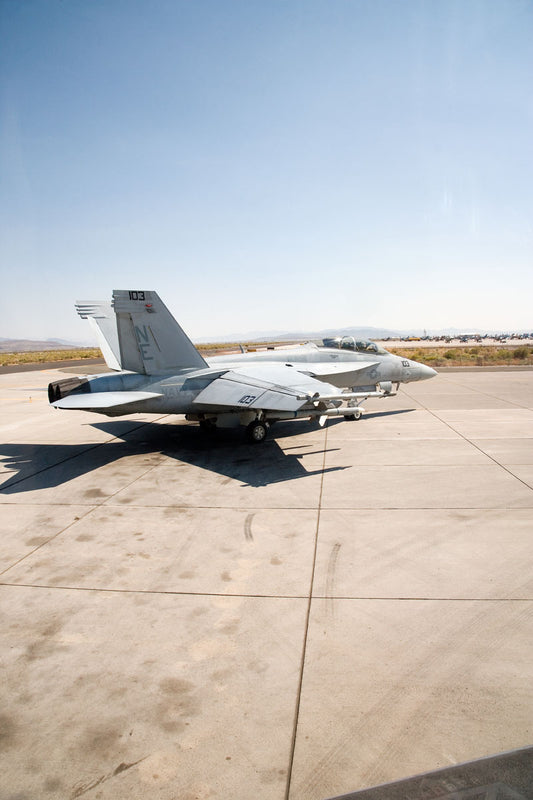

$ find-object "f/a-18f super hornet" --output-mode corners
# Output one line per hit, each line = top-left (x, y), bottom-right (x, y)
(48, 290), (436, 442)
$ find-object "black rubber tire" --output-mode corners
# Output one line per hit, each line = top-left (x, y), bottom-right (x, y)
(199, 419), (217, 433)
(345, 409), (362, 421)
(246, 421), (268, 443)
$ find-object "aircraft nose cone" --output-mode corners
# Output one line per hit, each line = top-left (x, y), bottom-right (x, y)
(400, 358), (438, 382)
(420, 364), (438, 380)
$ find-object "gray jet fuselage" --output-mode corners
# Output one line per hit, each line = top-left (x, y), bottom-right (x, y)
(209, 343), (435, 387)
(65, 343), (435, 417)
(51, 291), (438, 440)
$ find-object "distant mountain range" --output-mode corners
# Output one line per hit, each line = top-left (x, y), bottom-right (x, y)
(0, 337), (92, 353)
(1, 325), (531, 352)
(195, 326), (401, 343)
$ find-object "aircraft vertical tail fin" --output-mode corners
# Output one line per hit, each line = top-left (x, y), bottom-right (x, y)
(111, 290), (208, 375)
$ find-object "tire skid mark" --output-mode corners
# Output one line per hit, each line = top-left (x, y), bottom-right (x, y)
(325, 542), (341, 617)
(244, 512), (255, 542)
(70, 756), (147, 798)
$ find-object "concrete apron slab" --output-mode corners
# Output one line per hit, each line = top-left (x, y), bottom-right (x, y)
(2, 506), (319, 597)
(289, 598), (533, 800)
(433, 409), (533, 440)
(1, 585), (307, 800)
(506, 465), (533, 490)
(325, 410), (459, 441)
(471, 437), (533, 464)
(1, 368), (533, 800)
(0, 504), (91, 569)
(404, 394), (518, 410)
(312, 508), (533, 600)
(323, 438), (491, 466)
(432, 370), (533, 400)
(320, 464), (533, 509)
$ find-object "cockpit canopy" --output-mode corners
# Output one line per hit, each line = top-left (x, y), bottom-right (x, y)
(322, 336), (389, 355)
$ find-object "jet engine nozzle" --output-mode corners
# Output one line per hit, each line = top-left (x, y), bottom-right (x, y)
(48, 377), (90, 404)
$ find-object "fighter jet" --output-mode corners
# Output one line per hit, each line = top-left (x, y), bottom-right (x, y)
(48, 290), (436, 442)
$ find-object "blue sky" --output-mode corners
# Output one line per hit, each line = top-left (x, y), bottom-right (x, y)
(1, 0), (532, 340)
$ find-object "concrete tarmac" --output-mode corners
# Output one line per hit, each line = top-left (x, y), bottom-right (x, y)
(1, 368), (532, 800)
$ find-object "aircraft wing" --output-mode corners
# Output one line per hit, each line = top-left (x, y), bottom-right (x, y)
(51, 391), (163, 410)
(193, 365), (342, 412)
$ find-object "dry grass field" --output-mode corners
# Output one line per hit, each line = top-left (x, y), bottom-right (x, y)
(1, 342), (532, 368)
(0, 348), (102, 366)
(387, 344), (533, 367)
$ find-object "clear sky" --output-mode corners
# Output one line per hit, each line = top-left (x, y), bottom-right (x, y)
(1, 0), (532, 341)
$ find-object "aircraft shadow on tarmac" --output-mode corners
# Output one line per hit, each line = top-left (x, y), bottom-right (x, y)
(0, 409), (416, 495)
(0, 417), (365, 495)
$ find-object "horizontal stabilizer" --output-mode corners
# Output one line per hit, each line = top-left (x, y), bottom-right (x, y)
(52, 391), (162, 410)
(75, 301), (113, 320)
(75, 301), (121, 371)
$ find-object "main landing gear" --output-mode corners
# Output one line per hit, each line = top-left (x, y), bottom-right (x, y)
(199, 418), (217, 433)
(246, 420), (269, 443)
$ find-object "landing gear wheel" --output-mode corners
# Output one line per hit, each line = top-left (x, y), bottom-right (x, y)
(345, 409), (362, 421)
(246, 420), (268, 443)
(199, 419), (217, 433)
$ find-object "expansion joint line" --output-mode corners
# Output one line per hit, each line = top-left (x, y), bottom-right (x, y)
(0, 416), (169, 492)
(2, 583), (532, 603)
(401, 387), (533, 495)
(439, 374), (533, 411)
(0, 417), (171, 577)
(284, 423), (328, 800)
(0, 454), (165, 579)
(0, 505), (96, 577)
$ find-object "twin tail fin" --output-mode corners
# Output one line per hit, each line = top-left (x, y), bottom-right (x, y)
(77, 290), (207, 375)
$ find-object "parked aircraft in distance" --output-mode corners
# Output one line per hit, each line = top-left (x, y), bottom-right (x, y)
(48, 291), (436, 442)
